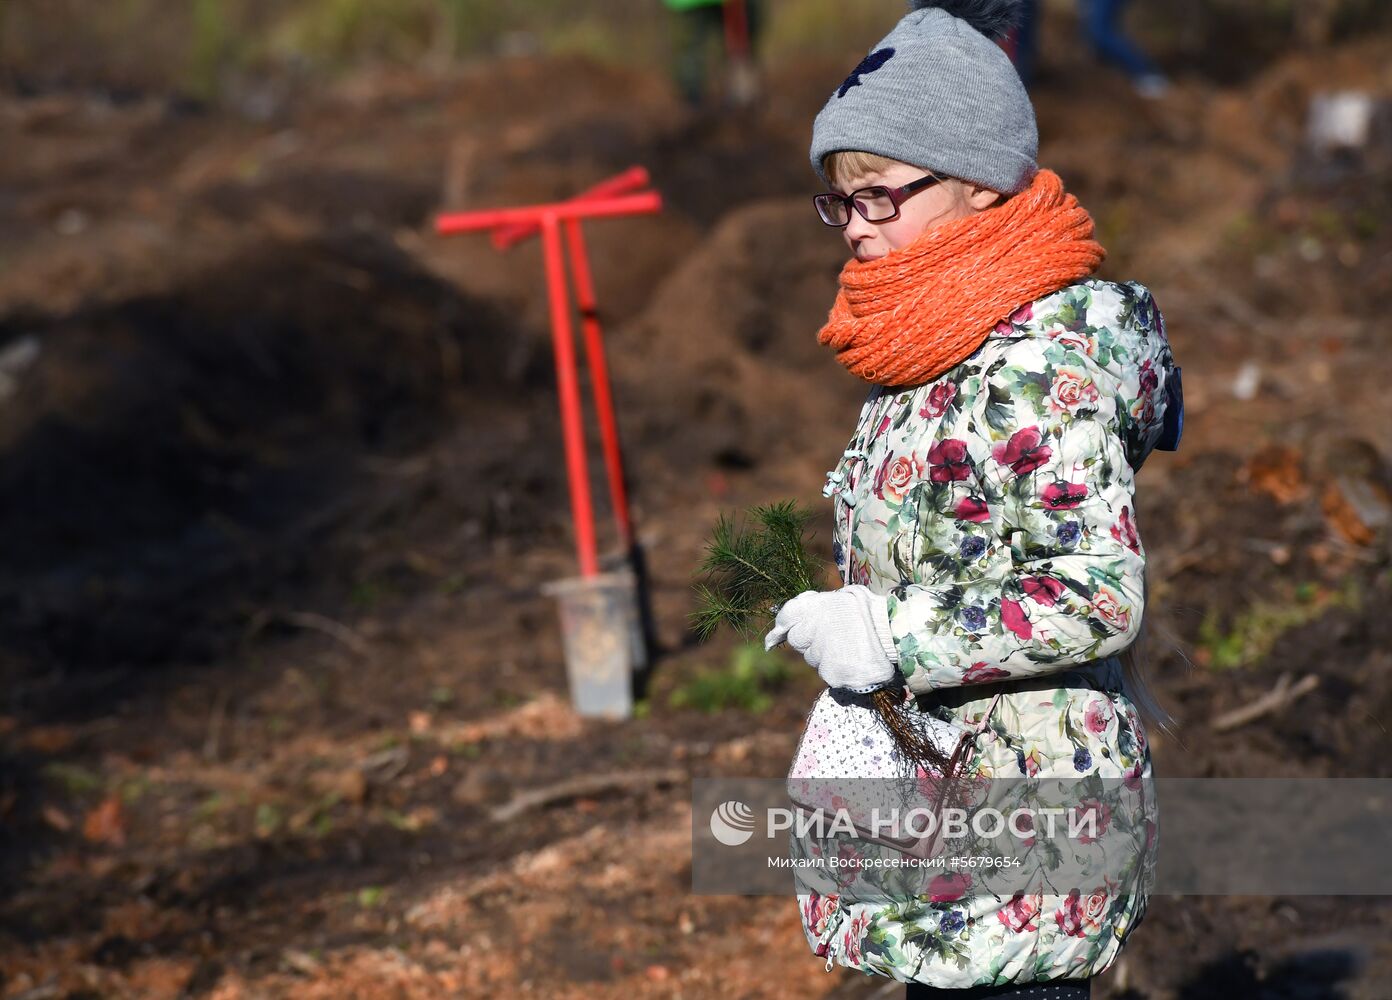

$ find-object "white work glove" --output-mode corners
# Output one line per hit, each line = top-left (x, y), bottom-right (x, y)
(763, 585), (900, 694)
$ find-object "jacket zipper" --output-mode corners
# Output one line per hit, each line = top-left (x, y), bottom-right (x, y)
(816, 896), (843, 972)
(825, 388), (898, 584)
(824, 388), (891, 502)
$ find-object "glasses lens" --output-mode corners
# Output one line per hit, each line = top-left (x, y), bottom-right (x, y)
(853, 187), (897, 222)
(814, 194), (849, 226)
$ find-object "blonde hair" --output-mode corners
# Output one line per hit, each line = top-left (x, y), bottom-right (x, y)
(821, 150), (1012, 204)
(822, 150), (914, 188)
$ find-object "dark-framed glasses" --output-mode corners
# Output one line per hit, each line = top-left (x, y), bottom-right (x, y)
(813, 172), (945, 228)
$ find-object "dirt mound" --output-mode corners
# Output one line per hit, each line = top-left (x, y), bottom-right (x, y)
(0, 232), (548, 681)
(612, 196), (862, 485)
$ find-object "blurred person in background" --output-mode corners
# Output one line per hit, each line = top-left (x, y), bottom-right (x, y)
(1007, 0), (1170, 97)
(663, 0), (762, 107)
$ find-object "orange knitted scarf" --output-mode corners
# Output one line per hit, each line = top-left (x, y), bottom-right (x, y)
(817, 169), (1105, 388)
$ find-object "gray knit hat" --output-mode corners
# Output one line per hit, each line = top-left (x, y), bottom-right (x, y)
(809, 0), (1038, 194)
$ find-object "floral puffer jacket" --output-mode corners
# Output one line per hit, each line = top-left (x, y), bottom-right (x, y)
(795, 279), (1179, 988)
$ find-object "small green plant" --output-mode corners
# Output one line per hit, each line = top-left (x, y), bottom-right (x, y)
(119, 776), (151, 804)
(690, 500), (823, 643)
(1197, 579), (1362, 670)
(493, 690), (524, 709)
(40, 761), (103, 796)
(428, 685), (455, 707)
(350, 579), (385, 608)
(669, 642), (791, 714)
(254, 802), (284, 838)
(195, 792), (227, 821)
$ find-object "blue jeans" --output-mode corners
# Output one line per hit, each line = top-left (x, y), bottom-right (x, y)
(1009, 0), (1159, 86)
(1081, 0), (1160, 80)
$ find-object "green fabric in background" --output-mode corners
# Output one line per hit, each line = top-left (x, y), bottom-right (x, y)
(662, 0), (725, 11)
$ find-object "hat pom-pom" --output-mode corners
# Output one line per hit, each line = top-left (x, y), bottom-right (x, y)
(907, 0), (1025, 41)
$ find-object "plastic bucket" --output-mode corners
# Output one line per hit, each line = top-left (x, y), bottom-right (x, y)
(542, 568), (645, 719)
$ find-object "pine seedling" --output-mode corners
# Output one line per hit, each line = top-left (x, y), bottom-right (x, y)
(689, 500), (823, 643)
(691, 499), (964, 779)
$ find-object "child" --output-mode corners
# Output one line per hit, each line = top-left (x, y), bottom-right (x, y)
(763, 1), (1181, 995)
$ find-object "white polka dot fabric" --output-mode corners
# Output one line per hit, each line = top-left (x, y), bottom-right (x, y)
(786, 686), (969, 827)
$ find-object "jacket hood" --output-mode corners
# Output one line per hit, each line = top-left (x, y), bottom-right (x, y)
(985, 278), (1183, 472)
